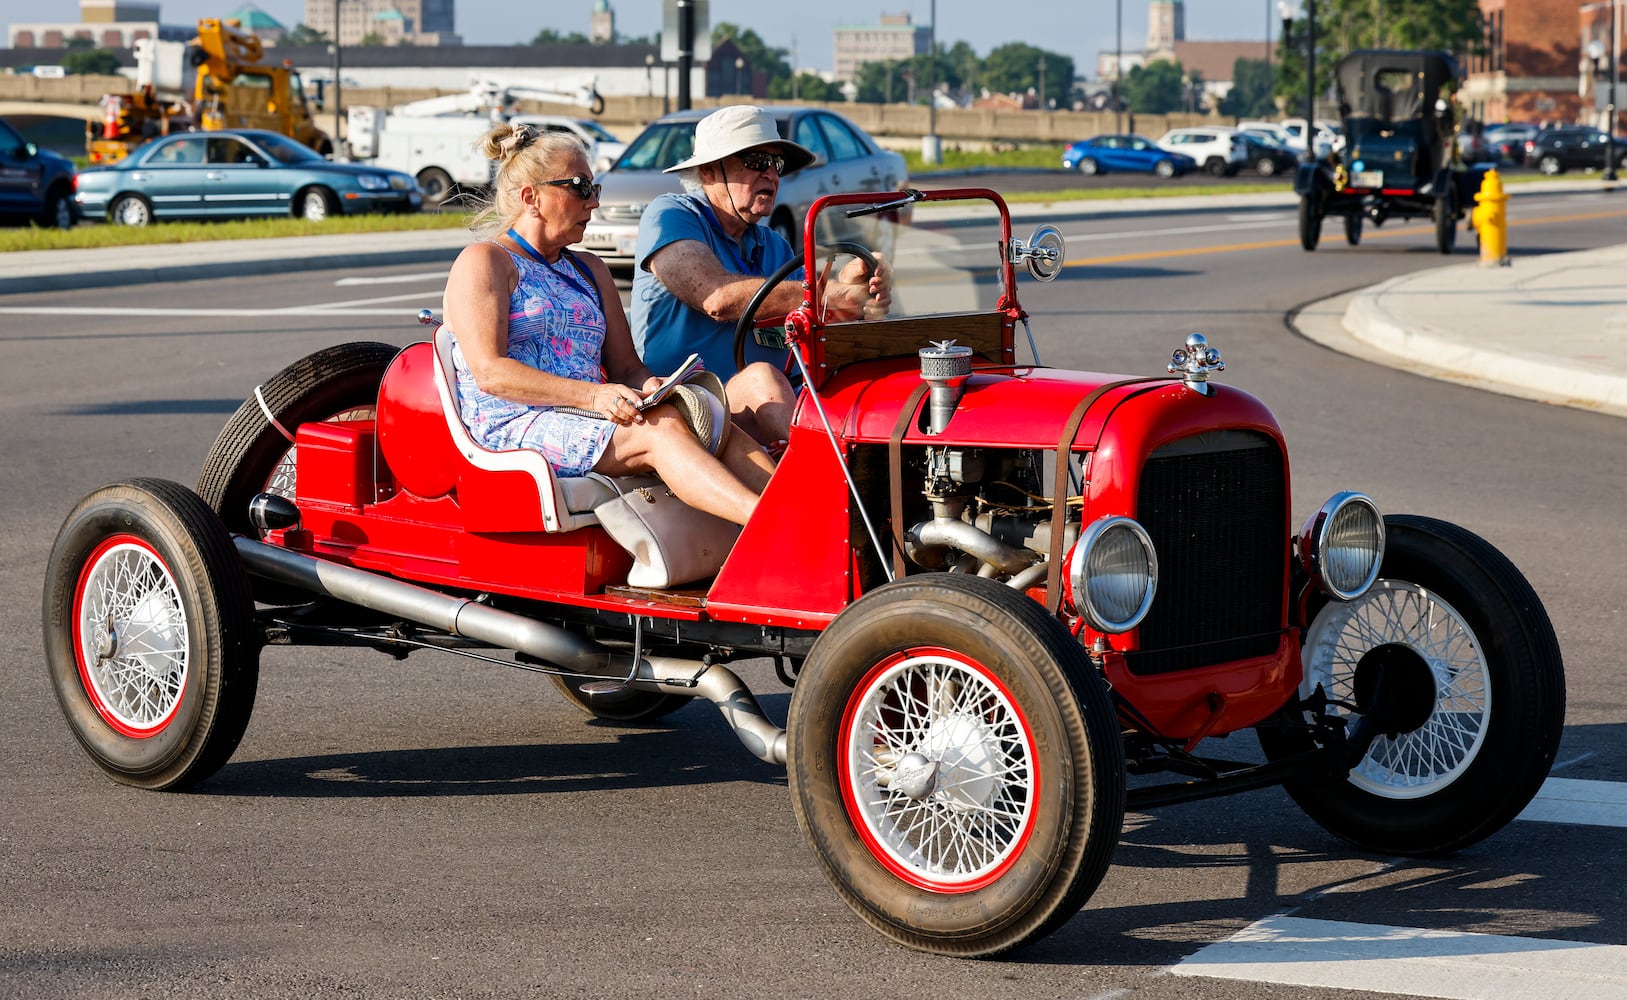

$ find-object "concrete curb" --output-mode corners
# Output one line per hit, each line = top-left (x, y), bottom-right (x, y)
(1340, 249), (1627, 418)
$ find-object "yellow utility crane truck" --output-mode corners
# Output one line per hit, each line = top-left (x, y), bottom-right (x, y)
(89, 18), (330, 164)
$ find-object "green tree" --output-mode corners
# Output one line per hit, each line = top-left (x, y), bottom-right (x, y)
(1275, 0), (1484, 108)
(530, 28), (589, 45)
(358, 32), (385, 47)
(768, 71), (843, 102)
(62, 46), (121, 76)
(981, 42), (1072, 108)
(1220, 57), (1278, 118)
(1123, 59), (1185, 114)
(712, 23), (793, 94)
(281, 24), (329, 47)
(853, 59), (905, 103)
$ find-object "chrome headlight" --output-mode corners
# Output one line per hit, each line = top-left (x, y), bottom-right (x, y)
(356, 173), (389, 191)
(1300, 492), (1384, 601)
(1069, 516), (1158, 634)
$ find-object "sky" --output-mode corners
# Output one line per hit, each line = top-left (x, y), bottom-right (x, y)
(1, 0), (1283, 79)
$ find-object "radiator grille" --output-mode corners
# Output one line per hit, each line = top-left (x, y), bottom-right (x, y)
(1125, 431), (1286, 675)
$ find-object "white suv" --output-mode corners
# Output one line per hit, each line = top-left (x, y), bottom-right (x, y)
(1154, 127), (1248, 177)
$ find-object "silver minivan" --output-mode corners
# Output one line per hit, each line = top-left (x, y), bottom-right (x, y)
(573, 105), (908, 272)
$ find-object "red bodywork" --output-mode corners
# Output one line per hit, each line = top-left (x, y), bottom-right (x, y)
(277, 188), (1305, 743)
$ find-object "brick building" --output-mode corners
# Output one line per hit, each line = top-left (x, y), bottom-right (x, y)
(1463, 0), (1623, 125)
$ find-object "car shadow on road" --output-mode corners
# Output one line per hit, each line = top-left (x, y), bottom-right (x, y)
(53, 398), (246, 416)
(199, 694), (792, 798)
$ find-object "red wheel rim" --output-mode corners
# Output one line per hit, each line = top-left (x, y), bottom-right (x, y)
(72, 534), (190, 739)
(837, 646), (1039, 893)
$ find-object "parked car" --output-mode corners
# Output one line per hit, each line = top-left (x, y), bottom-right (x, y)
(1062, 134), (1195, 177)
(1523, 126), (1627, 175)
(1483, 122), (1538, 164)
(574, 105), (908, 271)
(1154, 127), (1248, 176)
(43, 185), (1564, 959)
(74, 128), (422, 226)
(1279, 117), (1343, 158)
(0, 116), (78, 228)
(1238, 132), (1299, 176)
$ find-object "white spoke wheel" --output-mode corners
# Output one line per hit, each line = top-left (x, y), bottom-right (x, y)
(1259, 515), (1565, 856)
(789, 575), (1124, 957)
(43, 479), (259, 790)
(197, 342), (398, 604)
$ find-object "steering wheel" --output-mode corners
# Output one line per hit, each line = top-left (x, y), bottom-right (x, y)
(732, 241), (878, 374)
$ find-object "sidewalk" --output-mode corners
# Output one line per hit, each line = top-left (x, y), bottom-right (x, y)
(4, 180), (1624, 419)
(1294, 242), (1627, 420)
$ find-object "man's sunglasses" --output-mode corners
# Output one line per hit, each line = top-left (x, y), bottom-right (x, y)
(736, 151), (788, 175)
(543, 175), (602, 200)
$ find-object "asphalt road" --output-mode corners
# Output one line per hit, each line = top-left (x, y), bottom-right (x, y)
(2, 191), (1625, 999)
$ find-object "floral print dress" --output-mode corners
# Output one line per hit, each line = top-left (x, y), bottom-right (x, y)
(449, 247), (615, 477)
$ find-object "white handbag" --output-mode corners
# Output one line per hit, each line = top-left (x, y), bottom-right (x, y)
(589, 475), (741, 588)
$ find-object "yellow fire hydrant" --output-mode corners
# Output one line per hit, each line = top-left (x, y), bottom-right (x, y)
(1472, 168), (1510, 267)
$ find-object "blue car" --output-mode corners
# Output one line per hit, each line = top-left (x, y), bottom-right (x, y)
(0, 116), (78, 229)
(1062, 134), (1196, 178)
(75, 129), (421, 225)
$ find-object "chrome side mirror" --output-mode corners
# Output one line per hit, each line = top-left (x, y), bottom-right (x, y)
(1010, 225), (1065, 282)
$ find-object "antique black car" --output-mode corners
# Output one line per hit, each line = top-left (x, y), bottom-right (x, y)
(1296, 49), (1490, 253)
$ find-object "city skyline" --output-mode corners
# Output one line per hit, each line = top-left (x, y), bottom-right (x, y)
(0, 0), (1286, 81)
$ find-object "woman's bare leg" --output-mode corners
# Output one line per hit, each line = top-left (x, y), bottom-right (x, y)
(594, 408), (760, 525)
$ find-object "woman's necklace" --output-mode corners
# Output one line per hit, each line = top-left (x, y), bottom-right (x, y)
(505, 227), (600, 308)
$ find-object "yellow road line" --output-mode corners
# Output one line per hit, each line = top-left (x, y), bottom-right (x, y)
(1066, 205), (1627, 268)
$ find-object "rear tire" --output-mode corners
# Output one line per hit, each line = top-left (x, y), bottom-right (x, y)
(197, 342), (399, 603)
(549, 675), (693, 723)
(1154, 158), (1177, 178)
(41, 188), (76, 229)
(788, 575), (1125, 957)
(1205, 157), (1228, 177)
(1258, 516), (1565, 856)
(1537, 155), (1562, 176)
(1434, 194), (1457, 254)
(1344, 213), (1363, 246)
(417, 167), (455, 205)
(1298, 194), (1322, 251)
(42, 478), (259, 790)
(109, 193), (152, 226)
(1256, 156), (1278, 177)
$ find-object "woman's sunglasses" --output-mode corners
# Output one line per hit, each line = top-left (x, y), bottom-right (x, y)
(543, 175), (603, 200)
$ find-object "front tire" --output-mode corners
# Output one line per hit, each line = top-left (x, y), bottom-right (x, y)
(42, 479), (259, 790)
(1298, 194), (1322, 251)
(1344, 213), (1363, 246)
(1260, 516), (1565, 856)
(1077, 157), (1100, 176)
(788, 575), (1125, 957)
(197, 342), (399, 602)
(1256, 156), (1279, 177)
(298, 187), (335, 221)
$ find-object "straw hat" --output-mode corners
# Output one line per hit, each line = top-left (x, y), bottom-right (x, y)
(663, 105), (816, 175)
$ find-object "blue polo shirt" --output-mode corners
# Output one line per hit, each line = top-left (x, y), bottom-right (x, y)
(631, 192), (799, 378)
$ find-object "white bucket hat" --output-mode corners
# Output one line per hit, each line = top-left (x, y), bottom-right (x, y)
(662, 105), (816, 175)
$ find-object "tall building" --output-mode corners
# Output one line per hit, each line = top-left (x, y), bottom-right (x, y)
(1463, 0), (1618, 124)
(303, 0), (460, 46)
(1146, 0), (1186, 59)
(833, 12), (929, 83)
(590, 0), (615, 44)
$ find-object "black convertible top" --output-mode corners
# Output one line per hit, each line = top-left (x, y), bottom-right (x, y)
(1335, 49), (1461, 121)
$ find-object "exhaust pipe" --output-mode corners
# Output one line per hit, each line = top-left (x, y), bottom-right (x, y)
(234, 537), (787, 764)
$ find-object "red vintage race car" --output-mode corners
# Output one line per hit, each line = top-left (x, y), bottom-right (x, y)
(42, 188), (1564, 958)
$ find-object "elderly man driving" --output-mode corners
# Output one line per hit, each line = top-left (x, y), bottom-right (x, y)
(631, 105), (890, 447)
